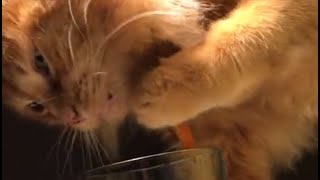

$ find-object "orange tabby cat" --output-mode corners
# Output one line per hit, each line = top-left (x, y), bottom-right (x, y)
(2, 0), (318, 179)
(1, 0), (215, 159)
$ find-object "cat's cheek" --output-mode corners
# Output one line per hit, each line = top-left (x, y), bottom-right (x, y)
(103, 98), (128, 123)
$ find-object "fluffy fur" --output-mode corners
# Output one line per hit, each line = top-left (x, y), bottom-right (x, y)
(2, 0), (318, 179)
(1, 0), (211, 159)
(133, 0), (318, 179)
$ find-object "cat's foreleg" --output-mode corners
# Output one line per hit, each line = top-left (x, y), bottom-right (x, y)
(134, 0), (314, 128)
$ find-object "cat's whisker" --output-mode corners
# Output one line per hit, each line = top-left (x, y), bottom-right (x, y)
(62, 129), (77, 175)
(89, 132), (104, 166)
(85, 131), (100, 165)
(86, 133), (96, 160)
(84, 132), (93, 169)
(94, 10), (183, 59)
(64, 129), (73, 150)
(45, 141), (59, 162)
(70, 130), (79, 174)
(67, 25), (76, 66)
(70, 130), (80, 174)
(46, 128), (68, 162)
(92, 133), (112, 163)
(105, 11), (181, 42)
(56, 128), (70, 177)
(61, 129), (72, 175)
(79, 132), (87, 170)
(83, 0), (93, 32)
(82, 0), (95, 66)
(68, 0), (85, 39)
(90, 72), (108, 77)
(38, 95), (59, 104)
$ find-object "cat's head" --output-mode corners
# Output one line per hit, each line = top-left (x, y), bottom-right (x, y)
(2, 0), (211, 131)
(2, 0), (148, 131)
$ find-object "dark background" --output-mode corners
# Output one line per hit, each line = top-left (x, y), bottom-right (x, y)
(2, 107), (318, 180)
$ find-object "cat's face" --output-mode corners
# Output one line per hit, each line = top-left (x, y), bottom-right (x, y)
(2, 0), (150, 131)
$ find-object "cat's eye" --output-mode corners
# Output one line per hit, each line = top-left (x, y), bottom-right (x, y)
(34, 51), (50, 76)
(27, 101), (46, 114)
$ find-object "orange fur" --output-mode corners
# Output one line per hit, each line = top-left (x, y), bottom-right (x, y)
(1, 0), (214, 158)
(133, 0), (318, 179)
(2, 0), (318, 179)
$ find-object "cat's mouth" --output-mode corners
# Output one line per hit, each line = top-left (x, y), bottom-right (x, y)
(63, 114), (103, 131)
(59, 106), (102, 130)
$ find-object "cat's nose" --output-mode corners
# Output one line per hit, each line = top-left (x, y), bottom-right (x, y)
(61, 106), (84, 126)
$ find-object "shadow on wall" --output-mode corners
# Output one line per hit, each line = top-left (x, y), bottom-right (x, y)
(2, 106), (318, 180)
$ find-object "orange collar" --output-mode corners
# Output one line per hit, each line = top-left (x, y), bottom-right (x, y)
(175, 122), (195, 149)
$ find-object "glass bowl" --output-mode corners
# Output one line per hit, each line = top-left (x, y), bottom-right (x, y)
(82, 148), (226, 180)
